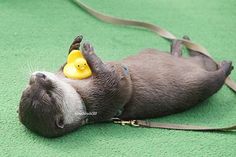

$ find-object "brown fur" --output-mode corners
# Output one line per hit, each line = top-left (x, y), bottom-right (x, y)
(18, 36), (233, 137)
(60, 39), (232, 122)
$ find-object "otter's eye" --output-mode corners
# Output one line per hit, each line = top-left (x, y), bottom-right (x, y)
(46, 90), (52, 97)
(55, 116), (64, 129)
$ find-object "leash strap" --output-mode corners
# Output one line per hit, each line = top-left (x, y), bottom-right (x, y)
(112, 118), (236, 131)
(73, 0), (236, 92)
(73, 0), (236, 131)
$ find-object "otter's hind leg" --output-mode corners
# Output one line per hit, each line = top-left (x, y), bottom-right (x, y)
(202, 61), (233, 98)
(183, 35), (218, 71)
(171, 40), (183, 57)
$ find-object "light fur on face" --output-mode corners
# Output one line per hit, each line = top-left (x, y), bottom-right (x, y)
(32, 71), (87, 125)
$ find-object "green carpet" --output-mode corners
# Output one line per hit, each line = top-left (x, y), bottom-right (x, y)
(0, 0), (236, 156)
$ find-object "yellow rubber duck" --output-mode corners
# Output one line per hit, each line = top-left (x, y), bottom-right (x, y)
(63, 50), (92, 79)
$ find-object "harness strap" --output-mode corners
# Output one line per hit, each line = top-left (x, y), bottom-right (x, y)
(73, 0), (236, 131)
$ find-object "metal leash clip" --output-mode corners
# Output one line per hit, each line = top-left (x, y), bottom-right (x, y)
(112, 118), (139, 127)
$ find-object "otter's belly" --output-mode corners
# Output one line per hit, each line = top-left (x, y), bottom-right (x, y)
(119, 50), (210, 119)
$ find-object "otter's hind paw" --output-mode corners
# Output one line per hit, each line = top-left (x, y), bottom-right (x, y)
(220, 60), (233, 76)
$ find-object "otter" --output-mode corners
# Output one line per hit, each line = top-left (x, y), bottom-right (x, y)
(18, 35), (233, 137)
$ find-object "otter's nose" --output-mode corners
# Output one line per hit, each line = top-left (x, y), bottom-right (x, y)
(36, 73), (46, 79)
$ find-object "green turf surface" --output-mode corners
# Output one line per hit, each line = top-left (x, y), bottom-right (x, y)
(0, 0), (236, 156)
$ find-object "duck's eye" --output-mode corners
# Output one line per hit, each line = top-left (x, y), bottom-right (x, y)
(84, 63), (86, 66)
(77, 65), (80, 67)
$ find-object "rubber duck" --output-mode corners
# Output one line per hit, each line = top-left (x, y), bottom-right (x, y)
(63, 50), (92, 79)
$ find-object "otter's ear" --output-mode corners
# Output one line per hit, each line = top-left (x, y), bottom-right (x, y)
(55, 115), (64, 129)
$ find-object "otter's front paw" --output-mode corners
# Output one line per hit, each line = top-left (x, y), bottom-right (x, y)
(81, 43), (106, 74)
(69, 35), (83, 53)
(82, 42), (94, 55)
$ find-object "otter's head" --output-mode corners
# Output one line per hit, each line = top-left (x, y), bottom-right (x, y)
(19, 71), (87, 137)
